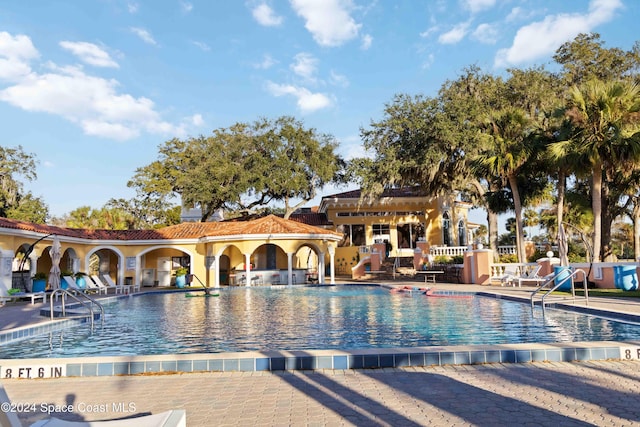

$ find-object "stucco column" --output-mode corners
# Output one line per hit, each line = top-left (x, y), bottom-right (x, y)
(318, 252), (325, 284)
(463, 246), (474, 284)
(211, 255), (220, 288)
(287, 252), (294, 286)
(370, 249), (381, 271)
(472, 247), (493, 285)
(328, 245), (335, 285)
(413, 247), (423, 270)
(0, 249), (14, 296)
(244, 253), (251, 287)
(537, 252), (559, 277)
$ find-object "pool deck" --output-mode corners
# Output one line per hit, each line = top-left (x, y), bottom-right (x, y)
(1, 282), (640, 426)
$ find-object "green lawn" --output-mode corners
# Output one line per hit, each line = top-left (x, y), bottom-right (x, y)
(572, 288), (640, 298)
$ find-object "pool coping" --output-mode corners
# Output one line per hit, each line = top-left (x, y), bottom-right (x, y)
(1, 287), (640, 379)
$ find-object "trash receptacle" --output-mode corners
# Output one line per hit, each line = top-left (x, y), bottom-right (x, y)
(554, 266), (573, 291)
(614, 265), (638, 291)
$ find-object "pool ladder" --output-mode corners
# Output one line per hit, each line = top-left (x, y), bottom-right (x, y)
(49, 288), (105, 328)
(530, 268), (589, 314)
(188, 274), (219, 295)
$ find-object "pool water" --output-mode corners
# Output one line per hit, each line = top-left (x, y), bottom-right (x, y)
(1, 285), (639, 359)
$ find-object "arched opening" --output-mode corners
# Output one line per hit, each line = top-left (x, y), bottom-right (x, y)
(138, 247), (191, 287)
(442, 211), (451, 246)
(458, 219), (466, 246)
(294, 244), (320, 283)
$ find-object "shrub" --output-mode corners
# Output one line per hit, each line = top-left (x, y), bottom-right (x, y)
(499, 254), (518, 263)
(32, 272), (47, 280)
(452, 255), (464, 264)
(434, 255), (452, 264)
(174, 267), (189, 276)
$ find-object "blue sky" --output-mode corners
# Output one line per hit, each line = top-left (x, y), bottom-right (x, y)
(0, 0), (637, 225)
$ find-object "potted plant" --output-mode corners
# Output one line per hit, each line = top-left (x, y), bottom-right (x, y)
(173, 267), (189, 288)
(32, 272), (47, 292)
(74, 272), (88, 289)
(60, 270), (74, 289)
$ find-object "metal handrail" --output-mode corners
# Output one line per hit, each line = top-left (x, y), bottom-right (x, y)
(50, 288), (105, 329)
(530, 268), (589, 313)
(189, 274), (219, 295)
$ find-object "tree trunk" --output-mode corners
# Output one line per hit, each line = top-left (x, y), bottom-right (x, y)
(508, 174), (527, 264)
(592, 162), (603, 262)
(488, 210), (499, 261)
(601, 181), (615, 261)
(633, 199), (640, 261)
(556, 169), (566, 254)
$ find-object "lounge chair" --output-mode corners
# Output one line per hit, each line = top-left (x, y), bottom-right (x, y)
(0, 291), (46, 305)
(85, 276), (108, 295)
(92, 274), (130, 294)
(30, 409), (186, 426)
(0, 384), (21, 427)
(493, 265), (520, 286)
(509, 265), (552, 287)
(62, 276), (87, 294)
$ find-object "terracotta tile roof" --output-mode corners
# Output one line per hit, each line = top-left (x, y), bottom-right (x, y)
(289, 212), (331, 226)
(322, 187), (426, 200)
(0, 214), (340, 242)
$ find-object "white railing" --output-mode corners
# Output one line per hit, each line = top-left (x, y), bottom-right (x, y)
(358, 245), (371, 254)
(498, 244), (559, 255)
(429, 246), (469, 257)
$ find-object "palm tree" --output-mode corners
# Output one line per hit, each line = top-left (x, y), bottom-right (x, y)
(476, 107), (535, 264)
(550, 79), (640, 261)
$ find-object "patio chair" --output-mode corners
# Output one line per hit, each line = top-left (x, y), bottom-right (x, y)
(30, 409), (186, 426)
(0, 291), (46, 305)
(62, 276), (86, 293)
(85, 275), (108, 295)
(103, 274), (132, 294)
(510, 265), (552, 287)
(493, 265), (520, 286)
(92, 275), (130, 294)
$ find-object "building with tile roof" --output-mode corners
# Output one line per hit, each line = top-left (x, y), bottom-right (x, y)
(0, 186), (472, 295)
(0, 215), (342, 296)
(318, 187), (472, 274)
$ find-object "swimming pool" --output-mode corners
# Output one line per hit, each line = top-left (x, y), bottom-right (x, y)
(0, 285), (638, 359)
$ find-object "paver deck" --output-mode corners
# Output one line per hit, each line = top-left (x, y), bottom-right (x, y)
(2, 282), (640, 426)
(3, 361), (640, 426)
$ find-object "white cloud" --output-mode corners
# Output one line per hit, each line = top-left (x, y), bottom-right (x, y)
(290, 52), (318, 82)
(127, 2), (139, 13)
(265, 81), (332, 113)
(290, 0), (361, 47)
(180, 1), (193, 13)
(191, 41), (211, 52)
(361, 33), (372, 50)
(462, 0), (496, 14)
(59, 41), (119, 68)
(191, 114), (204, 126)
(419, 25), (439, 39)
(472, 23), (498, 44)
(252, 3), (283, 26)
(0, 32), (39, 81)
(253, 53), (277, 69)
(494, 0), (623, 67)
(438, 22), (470, 44)
(0, 33), (184, 141)
(329, 70), (349, 87)
(506, 7), (524, 22)
(421, 53), (435, 70)
(130, 27), (157, 45)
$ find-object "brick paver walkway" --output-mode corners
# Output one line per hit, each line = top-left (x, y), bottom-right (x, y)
(3, 360), (640, 426)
